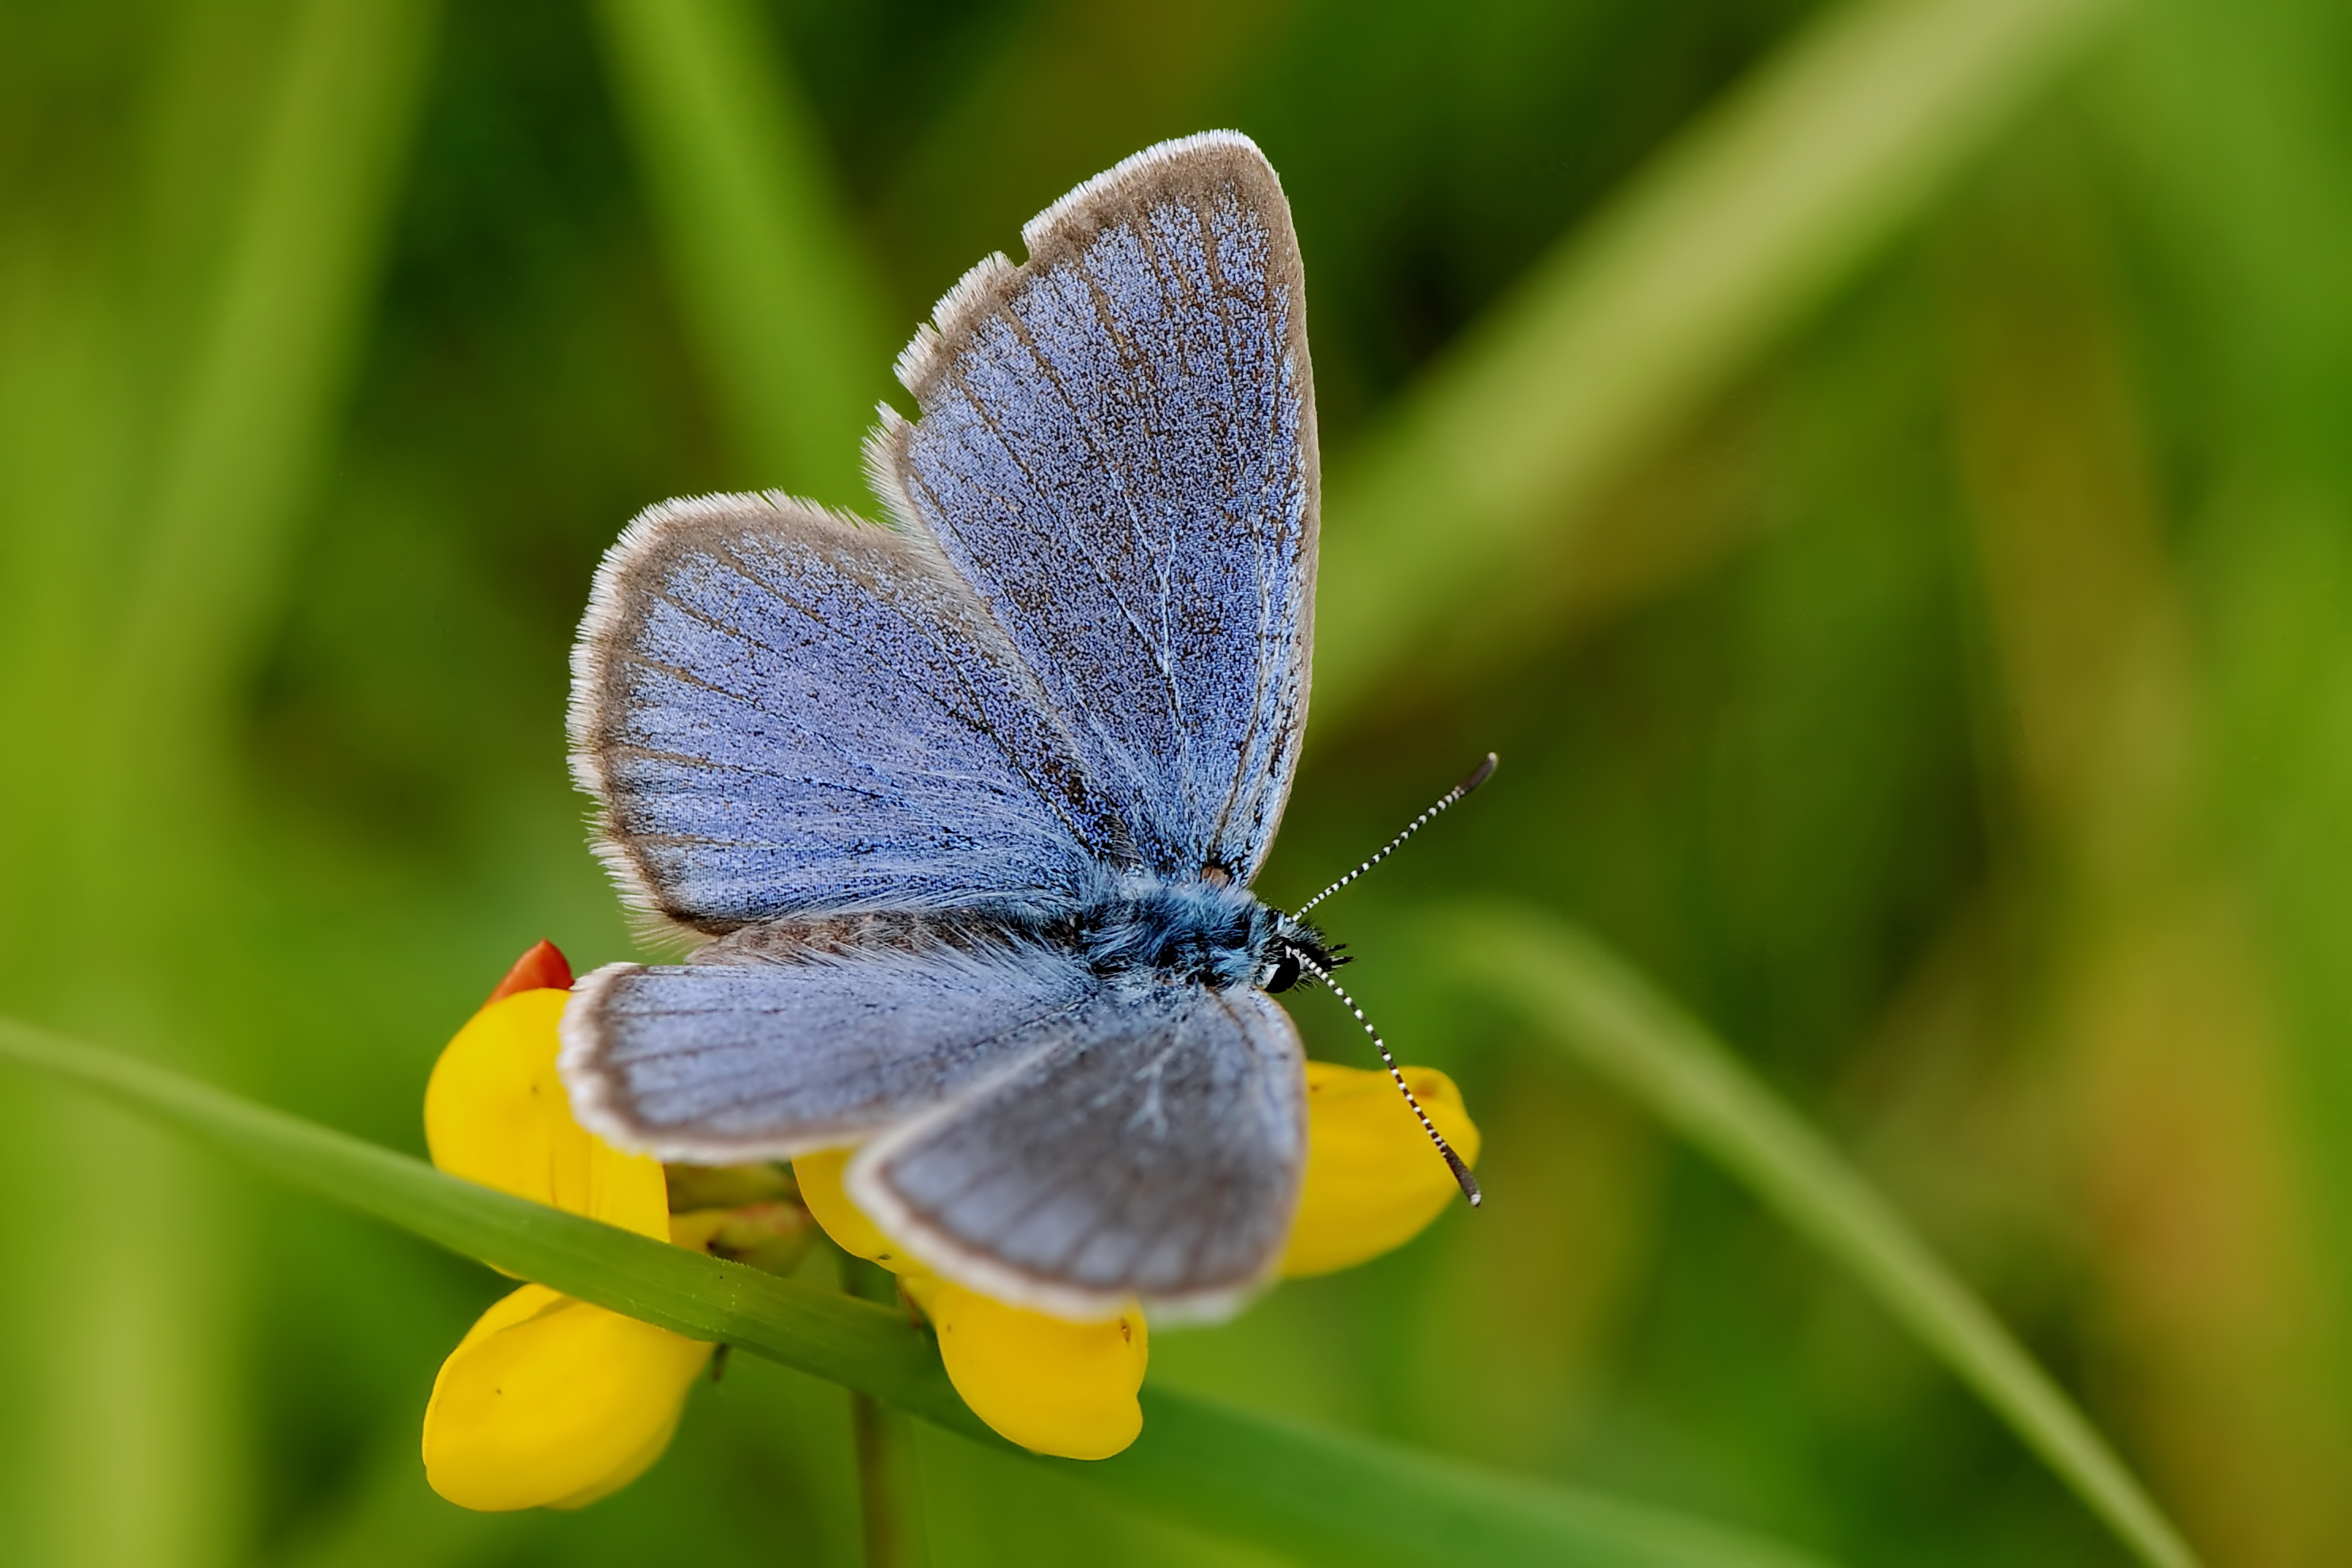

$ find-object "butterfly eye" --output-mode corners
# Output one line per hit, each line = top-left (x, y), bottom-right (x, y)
(1264, 949), (1302, 993)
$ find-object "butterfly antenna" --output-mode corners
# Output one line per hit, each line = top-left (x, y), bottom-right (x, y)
(1294, 753), (1497, 917)
(1291, 948), (1481, 1208)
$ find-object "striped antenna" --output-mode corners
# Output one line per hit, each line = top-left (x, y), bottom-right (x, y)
(1291, 948), (1482, 1208)
(1294, 753), (1497, 917)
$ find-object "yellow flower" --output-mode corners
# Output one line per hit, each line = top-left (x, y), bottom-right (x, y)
(1280, 1060), (1482, 1278)
(420, 942), (713, 1512)
(791, 1057), (1477, 1463)
(419, 1283), (711, 1510)
(798, 1146), (1153, 1460)
(907, 1272), (1149, 1460)
(419, 941), (1481, 1481)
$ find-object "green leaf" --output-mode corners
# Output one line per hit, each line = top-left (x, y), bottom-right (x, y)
(0, 1014), (1832, 1568)
(1313, 0), (2129, 730)
(590, 0), (890, 505)
(1429, 901), (2199, 1568)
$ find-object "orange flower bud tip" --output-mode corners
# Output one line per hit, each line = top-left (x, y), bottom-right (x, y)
(488, 939), (573, 1004)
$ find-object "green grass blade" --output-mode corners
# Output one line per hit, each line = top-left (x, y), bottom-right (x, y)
(1314, 0), (2128, 729)
(1103, 1393), (1829, 1568)
(24, 9), (441, 1564)
(0, 1012), (1832, 1568)
(0, 1015), (973, 1429)
(591, 0), (889, 504)
(105, 0), (443, 789)
(1431, 901), (2197, 1568)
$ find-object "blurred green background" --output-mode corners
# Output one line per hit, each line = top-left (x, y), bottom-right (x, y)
(3, 0), (2349, 1562)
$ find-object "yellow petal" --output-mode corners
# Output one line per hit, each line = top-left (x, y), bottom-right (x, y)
(424, 989), (668, 1240)
(792, 1148), (917, 1272)
(421, 1283), (712, 1512)
(912, 1277), (1147, 1460)
(1280, 1061), (1482, 1278)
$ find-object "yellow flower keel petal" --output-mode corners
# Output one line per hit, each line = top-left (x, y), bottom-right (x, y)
(424, 989), (670, 1242)
(423, 1284), (712, 1512)
(793, 1148), (916, 1271)
(920, 1281), (1147, 1460)
(1282, 1061), (1482, 1278)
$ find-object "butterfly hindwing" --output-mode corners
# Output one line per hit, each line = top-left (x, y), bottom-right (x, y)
(570, 493), (1136, 933)
(873, 131), (1317, 886)
(560, 916), (1102, 1164)
(849, 980), (1307, 1318)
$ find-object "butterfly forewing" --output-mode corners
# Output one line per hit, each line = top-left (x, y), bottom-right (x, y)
(874, 132), (1317, 886)
(570, 493), (1134, 932)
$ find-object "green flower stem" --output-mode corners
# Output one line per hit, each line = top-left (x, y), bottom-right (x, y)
(0, 1012), (1830, 1568)
(1432, 901), (2198, 1568)
(846, 1257), (928, 1568)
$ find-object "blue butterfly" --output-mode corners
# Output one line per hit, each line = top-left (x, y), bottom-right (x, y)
(558, 132), (1474, 1322)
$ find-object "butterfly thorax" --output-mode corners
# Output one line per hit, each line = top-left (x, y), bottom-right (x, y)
(1069, 873), (1332, 994)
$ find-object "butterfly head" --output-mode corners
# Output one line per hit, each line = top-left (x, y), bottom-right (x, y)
(1258, 911), (1342, 994)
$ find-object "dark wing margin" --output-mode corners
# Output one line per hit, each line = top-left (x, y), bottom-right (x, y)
(568, 491), (1135, 934)
(558, 916), (1102, 1165)
(847, 981), (1307, 1321)
(867, 130), (1318, 886)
